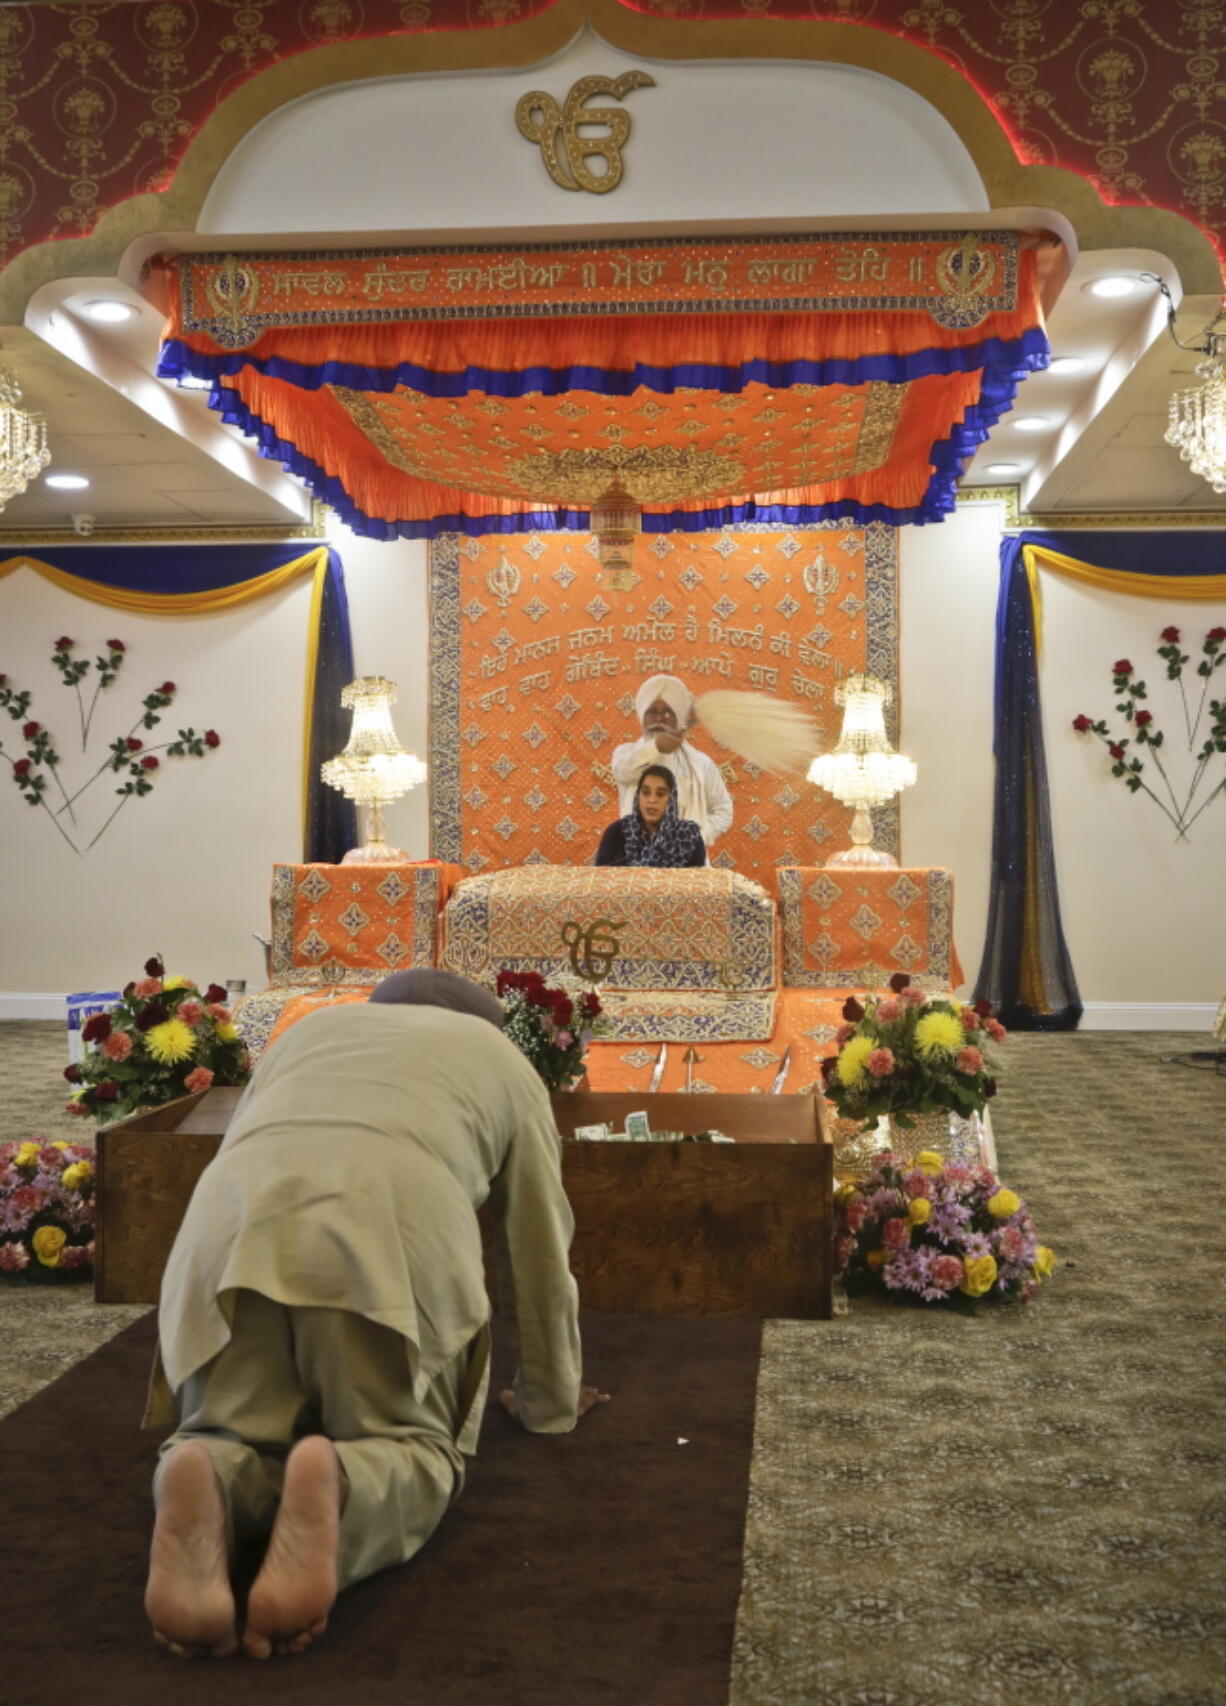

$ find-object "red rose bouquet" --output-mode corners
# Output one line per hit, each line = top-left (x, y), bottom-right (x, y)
(63, 954), (252, 1124)
(0, 1139), (96, 1282)
(496, 969), (605, 1091)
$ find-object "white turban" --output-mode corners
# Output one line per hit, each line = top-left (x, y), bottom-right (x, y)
(635, 674), (693, 727)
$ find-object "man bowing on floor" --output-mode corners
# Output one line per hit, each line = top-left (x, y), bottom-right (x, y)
(144, 969), (607, 1661)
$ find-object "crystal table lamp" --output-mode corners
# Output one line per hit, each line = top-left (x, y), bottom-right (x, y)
(807, 674), (916, 867)
(321, 676), (427, 863)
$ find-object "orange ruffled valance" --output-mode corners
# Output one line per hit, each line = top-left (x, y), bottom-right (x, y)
(157, 234), (1049, 536)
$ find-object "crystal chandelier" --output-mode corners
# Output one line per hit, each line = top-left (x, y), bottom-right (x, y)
(807, 674), (916, 867)
(1141, 272), (1226, 495)
(0, 364), (51, 510)
(1165, 335), (1226, 494)
(321, 676), (427, 863)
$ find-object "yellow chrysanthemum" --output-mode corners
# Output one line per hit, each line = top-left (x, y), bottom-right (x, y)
(32, 1225), (67, 1267)
(908, 1197), (932, 1226)
(15, 1141), (39, 1168)
(143, 1018), (196, 1065)
(835, 1035), (875, 1089)
(50, 1140), (69, 1150)
(915, 1150), (945, 1175)
(1034, 1245), (1056, 1280)
(987, 1187), (1021, 1219)
(163, 976), (195, 991)
(914, 1011), (964, 1058)
(217, 1021), (239, 1044)
(61, 1161), (93, 1192)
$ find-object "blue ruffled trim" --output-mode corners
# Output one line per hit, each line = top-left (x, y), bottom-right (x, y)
(206, 337), (1049, 537)
(158, 328), (1050, 399)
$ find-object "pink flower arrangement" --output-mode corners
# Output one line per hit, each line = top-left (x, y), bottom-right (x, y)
(65, 956), (251, 1124)
(0, 1139), (96, 1282)
(822, 976), (1006, 1129)
(834, 1152), (1054, 1307)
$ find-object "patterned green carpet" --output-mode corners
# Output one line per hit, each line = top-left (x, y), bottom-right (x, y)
(2, 1021), (1224, 1703)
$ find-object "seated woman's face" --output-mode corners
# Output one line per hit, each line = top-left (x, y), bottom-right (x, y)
(637, 773), (672, 827)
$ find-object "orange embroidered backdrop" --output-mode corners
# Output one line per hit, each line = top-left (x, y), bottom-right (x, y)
(429, 521), (898, 890)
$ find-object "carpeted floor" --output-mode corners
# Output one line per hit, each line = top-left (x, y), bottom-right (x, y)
(2, 1021), (1225, 1704)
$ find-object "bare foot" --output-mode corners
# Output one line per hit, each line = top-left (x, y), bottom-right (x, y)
(242, 1436), (341, 1660)
(145, 1441), (238, 1659)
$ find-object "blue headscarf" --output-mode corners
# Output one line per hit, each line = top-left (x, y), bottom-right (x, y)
(620, 782), (705, 868)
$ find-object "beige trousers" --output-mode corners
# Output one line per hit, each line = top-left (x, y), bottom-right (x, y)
(155, 1288), (473, 1590)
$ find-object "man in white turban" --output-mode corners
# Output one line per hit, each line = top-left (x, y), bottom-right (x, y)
(611, 675), (734, 847)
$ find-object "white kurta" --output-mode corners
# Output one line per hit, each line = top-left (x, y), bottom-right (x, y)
(146, 1002), (582, 1445)
(610, 737), (734, 844)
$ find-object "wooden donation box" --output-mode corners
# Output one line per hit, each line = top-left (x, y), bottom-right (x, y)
(96, 1089), (833, 1319)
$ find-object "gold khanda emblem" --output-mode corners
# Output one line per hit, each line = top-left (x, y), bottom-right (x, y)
(560, 917), (625, 983)
(802, 541), (840, 609)
(485, 553), (521, 611)
(203, 254), (261, 349)
(933, 233), (997, 329)
(516, 73), (656, 195)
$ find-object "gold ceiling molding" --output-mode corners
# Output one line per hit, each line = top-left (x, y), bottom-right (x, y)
(0, 500), (328, 547)
(955, 485), (1226, 531)
(0, 0), (1219, 326)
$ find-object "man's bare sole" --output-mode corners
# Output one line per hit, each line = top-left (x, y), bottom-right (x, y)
(145, 1441), (238, 1659)
(242, 1436), (341, 1659)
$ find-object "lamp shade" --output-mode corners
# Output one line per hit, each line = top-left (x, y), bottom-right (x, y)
(321, 676), (426, 862)
(321, 676), (426, 805)
(807, 674), (915, 867)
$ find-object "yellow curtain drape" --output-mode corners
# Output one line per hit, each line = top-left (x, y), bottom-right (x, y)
(1021, 543), (1226, 656)
(0, 546), (331, 843)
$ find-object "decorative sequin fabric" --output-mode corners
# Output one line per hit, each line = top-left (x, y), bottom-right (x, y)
(778, 866), (962, 990)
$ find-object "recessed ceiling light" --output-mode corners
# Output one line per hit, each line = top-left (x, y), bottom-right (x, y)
(45, 473), (90, 490)
(81, 299), (134, 323)
(1087, 276), (1138, 299)
(1012, 417), (1050, 432)
(1047, 356), (1085, 374)
(984, 462), (1021, 476)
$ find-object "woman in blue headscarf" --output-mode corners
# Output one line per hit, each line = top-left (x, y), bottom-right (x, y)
(594, 764), (706, 869)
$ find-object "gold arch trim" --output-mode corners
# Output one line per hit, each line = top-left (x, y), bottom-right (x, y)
(0, 0), (1219, 324)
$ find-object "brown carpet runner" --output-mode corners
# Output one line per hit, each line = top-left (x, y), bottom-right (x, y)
(1, 1312), (761, 1706)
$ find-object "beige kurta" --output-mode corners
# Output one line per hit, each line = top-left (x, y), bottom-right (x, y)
(145, 1002), (581, 1449)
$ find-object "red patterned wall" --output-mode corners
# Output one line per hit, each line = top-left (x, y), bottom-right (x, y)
(0, 0), (1220, 281)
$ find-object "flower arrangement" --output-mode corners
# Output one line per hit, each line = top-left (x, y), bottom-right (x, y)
(0, 1139), (96, 1282)
(0, 636), (221, 854)
(1072, 623), (1226, 841)
(63, 955), (252, 1124)
(495, 969), (605, 1091)
(833, 1149), (1054, 1306)
(820, 974), (1006, 1130)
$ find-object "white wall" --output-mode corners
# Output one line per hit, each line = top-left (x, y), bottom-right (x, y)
(1040, 572), (1226, 1016)
(0, 534), (429, 1006)
(900, 501), (1226, 1020)
(201, 33), (987, 236)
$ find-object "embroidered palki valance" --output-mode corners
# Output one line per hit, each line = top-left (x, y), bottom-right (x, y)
(158, 231), (1049, 536)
